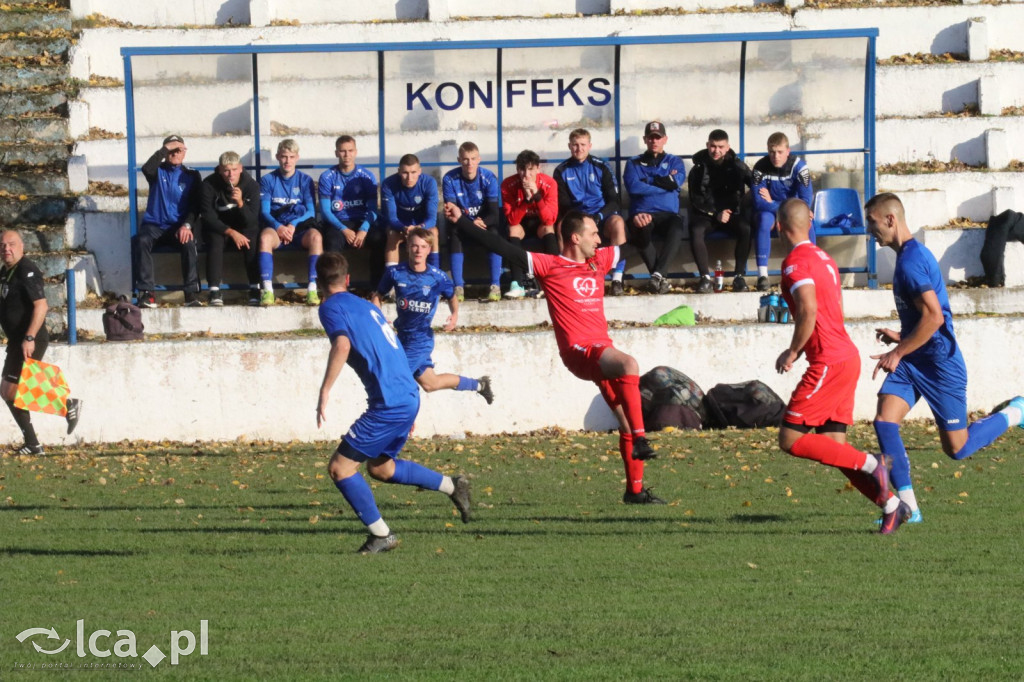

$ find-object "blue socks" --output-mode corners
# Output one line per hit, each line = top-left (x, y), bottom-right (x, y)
(456, 376), (479, 392)
(489, 253), (503, 286)
(451, 252), (465, 288)
(428, 252), (440, 269)
(755, 212), (775, 268)
(390, 458), (443, 490)
(952, 412), (1009, 460)
(308, 254), (319, 284)
(335, 473), (382, 526)
(259, 252), (274, 282)
(874, 420), (911, 489)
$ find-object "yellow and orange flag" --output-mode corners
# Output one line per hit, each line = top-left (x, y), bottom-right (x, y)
(13, 358), (70, 417)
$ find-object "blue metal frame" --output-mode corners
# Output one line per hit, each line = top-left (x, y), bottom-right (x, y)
(121, 29), (879, 292)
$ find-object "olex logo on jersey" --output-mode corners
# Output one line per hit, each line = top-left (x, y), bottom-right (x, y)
(13, 619), (209, 669)
(572, 276), (600, 298)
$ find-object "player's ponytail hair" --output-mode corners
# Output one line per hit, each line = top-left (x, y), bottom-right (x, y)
(316, 252), (350, 288)
(559, 209), (587, 244)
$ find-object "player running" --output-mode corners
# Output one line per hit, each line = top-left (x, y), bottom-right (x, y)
(447, 204), (663, 504)
(316, 252), (472, 554)
(371, 228), (494, 404)
(772, 199), (908, 533)
(865, 192), (1024, 523)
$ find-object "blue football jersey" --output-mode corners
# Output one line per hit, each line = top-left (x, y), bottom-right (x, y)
(376, 264), (453, 343)
(318, 165), (378, 225)
(442, 167), (500, 219)
(892, 239), (959, 362)
(259, 169), (315, 227)
(318, 291), (419, 409)
(381, 174), (439, 229)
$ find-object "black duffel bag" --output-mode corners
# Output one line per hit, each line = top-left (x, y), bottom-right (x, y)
(102, 295), (144, 341)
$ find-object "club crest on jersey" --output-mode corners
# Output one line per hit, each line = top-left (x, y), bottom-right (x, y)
(422, 285), (431, 296)
(572, 276), (600, 298)
(660, 162), (668, 169)
(292, 188), (300, 196)
(414, 195), (422, 204)
(475, 190), (483, 200)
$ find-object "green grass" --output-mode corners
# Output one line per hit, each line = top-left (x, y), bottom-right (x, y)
(2, 423), (1023, 680)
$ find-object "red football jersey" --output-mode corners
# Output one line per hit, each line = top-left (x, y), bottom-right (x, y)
(529, 246), (619, 355)
(780, 242), (858, 365)
(501, 173), (559, 227)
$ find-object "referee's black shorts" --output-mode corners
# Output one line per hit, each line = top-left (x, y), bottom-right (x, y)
(3, 338), (48, 385)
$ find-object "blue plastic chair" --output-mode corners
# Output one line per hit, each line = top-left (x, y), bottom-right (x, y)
(812, 188), (866, 236)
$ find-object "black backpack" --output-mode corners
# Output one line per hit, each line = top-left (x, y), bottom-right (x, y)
(703, 380), (785, 429)
(639, 366), (705, 431)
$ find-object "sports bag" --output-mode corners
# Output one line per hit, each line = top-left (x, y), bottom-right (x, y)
(102, 295), (144, 341)
(703, 380), (785, 429)
(639, 366), (705, 431)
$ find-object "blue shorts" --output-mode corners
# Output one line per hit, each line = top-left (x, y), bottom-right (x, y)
(399, 334), (434, 378)
(879, 352), (968, 431)
(339, 398), (419, 462)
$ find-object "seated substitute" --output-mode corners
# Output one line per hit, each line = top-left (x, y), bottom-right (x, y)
(751, 131), (813, 291)
(134, 134), (202, 308)
(553, 128), (628, 296)
(318, 135), (386, 290)
(688, 128), (753, 293)
(257, 138), (323, 307)
(622, 121), (687, 295)
(442, 141), (502, 302)
(500, 149), (558, 299)
(381, 154), (440, 274)
(199, 151), (260, 306)
(371, 228), (494, 404)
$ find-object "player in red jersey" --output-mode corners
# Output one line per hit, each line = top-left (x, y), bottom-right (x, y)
(773, 199), (910, 533)
(446, 203), (664, 504)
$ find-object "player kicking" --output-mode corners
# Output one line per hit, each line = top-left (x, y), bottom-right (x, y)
(371, 228), (494, 404)
(447, 204), (663, 504)
(315, 252), (472, 554)
(773, 199), (908, 533)
(865, 193), (1024, 523)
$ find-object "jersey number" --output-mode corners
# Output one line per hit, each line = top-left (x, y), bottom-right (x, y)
(371, 309), (399, 349)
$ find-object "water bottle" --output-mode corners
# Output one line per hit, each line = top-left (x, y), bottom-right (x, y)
(767, 293), (778, 323)
(758, 294), (770, 323)
(714, 260), (724, 293)
(780, 298), (790, 324)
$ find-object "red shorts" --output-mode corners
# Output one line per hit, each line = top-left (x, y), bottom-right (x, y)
(784, 356), (858, 428)
(560, 343), (611, 383)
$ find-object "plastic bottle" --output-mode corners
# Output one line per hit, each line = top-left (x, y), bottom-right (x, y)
(767, 293), (778, 323)
(780, 298), (790, 324)
(714, 260), (724, 292)
(758, 294), (770, 323)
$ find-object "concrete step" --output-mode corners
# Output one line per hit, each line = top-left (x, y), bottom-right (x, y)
(879, 172), (1023, 224)
(69, 286), (1024, 338)
(0, 168), (68, 195)
(0, 63), (70, 89)
(0, 35), (71, 60)
(7, 0), (70, 6)
(0, 195), (70, 225)
(0, 115), (69, 144)
(17, 223), (67, 253)
(0, 9), (71, 33)
(0, 141), (71, 165)
(0, 89), (67, 117)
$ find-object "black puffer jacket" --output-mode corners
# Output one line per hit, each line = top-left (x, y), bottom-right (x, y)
(687, 148), (752, 217)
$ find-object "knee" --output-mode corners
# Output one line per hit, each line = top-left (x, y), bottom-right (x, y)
(327, 453), (357, 482)
(508, 224), (525, 240)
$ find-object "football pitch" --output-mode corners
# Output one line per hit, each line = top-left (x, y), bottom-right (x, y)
(2, 422), (1023, 680)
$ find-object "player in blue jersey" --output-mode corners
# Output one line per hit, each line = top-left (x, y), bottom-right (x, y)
(554, 129), (629, 296)
(257, 139), (323, 306)
(442, 142), (502, 302)
(865, 192), (1024, 524)
(382, 154), (440, 275)
(317, 135), (387, 289)
(371, 228), (494, 403)
(134, 134), (202, 308)
(751, 132), (813, 291)
(315, 251), (473, 554)
(623, 121), (688, 294)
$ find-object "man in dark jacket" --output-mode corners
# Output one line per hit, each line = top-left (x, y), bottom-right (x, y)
(200, 151), (261, 306)
(135, 134), (202, 307)
(688, 129), (753, 293)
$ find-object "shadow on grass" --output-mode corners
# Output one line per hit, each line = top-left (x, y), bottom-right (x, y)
(3, 547), (135, 557)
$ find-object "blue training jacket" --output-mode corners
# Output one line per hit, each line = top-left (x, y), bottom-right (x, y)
(623, 151), (686, 216)
(751, 155), (813, 214)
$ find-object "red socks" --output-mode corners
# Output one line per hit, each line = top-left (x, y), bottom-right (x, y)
(788, 433), (867, 470)
(619, 432), (645, 494)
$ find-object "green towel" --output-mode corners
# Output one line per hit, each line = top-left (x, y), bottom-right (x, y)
(653, 305), (696, 327)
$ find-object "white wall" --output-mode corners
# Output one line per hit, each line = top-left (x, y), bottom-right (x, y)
(16, 315), (1024, 446)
